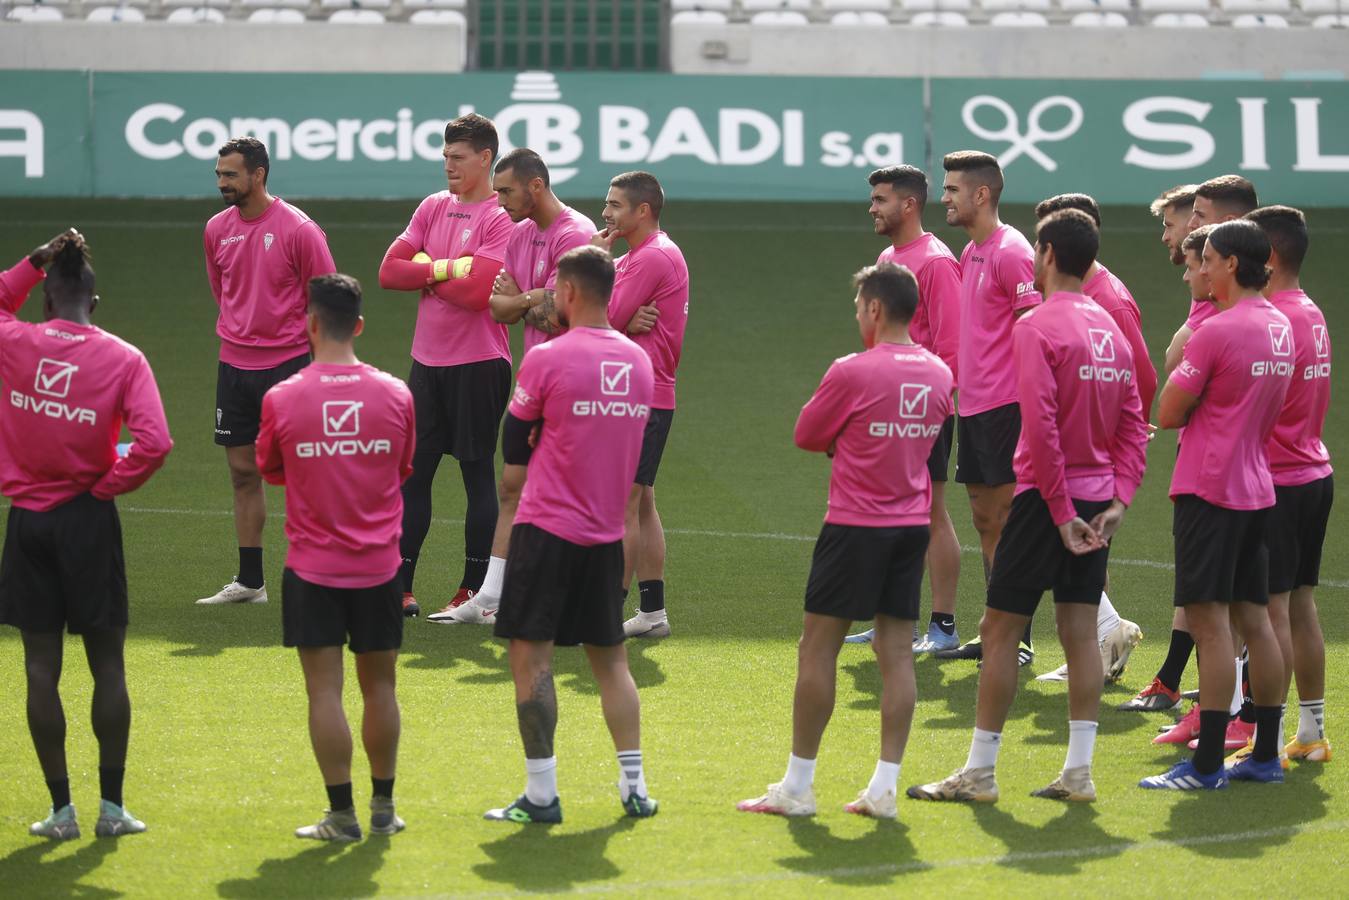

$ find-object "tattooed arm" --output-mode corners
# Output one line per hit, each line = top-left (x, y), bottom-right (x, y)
(523, 290), (563, 335)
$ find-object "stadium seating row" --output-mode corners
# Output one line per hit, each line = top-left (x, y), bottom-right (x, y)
(2, 0), (464, 22)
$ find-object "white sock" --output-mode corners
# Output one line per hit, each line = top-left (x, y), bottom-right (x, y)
(782, 754), (816, 796)
(1230, 657), (1245, 716)
(1299, 699), (1326, 742)
(965, 728), (1001, 771)
(524, 756), (557, 806)
(617, 749), (646, 800)
(867, 760), (901, 801)
(1096, 592), (1121, 643)
(1065, 720), (1099, 770)
(479, 556), (506, 606)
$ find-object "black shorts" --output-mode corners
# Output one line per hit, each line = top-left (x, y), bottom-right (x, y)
(409, 358), (511, 461)
(281, 568), (403, 653)
(1173, 495), (1269, 606)
(804, 523), (930, 622)
(1266, 476), (1333, 594)
(0, 494), (127, 634)
(955, 403), (1020, 487)
(494, 523), (626, 647)
(635, 408), (675, 487)
(986, 490), (1111, 616)
(927, 415), (955, 484)
(215, 353), (310, 446)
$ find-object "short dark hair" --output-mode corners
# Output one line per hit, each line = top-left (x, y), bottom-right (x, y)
(1196, 174), (1258, 217)
(609, 171), (664, 220)
(1181, 222), (1216, 257)
(942, 150), (1003, 206)
(308, 273), (362, 340)
(1149, 184), (1197, 217)
(1207, 220), (1271, 290)
(556, 245), (615, 305)
(1245, 205), (1308, 274)
(218, 137), (270, 185)
(443, 113), (499, 162)
(1035, 192), (1101, 228)
(1035, 209), (1099, 280)
(47, 234), (95, 296)
(853, 262), (919, 326)
(495, 147), (550, 188)
(868, 165), (928, 209)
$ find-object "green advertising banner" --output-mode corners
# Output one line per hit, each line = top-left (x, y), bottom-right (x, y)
(929, 79), (1349, 207)
(89, 71), (924, 201)
(0, 71), (93, 197)
(3, 71), (1349, 205)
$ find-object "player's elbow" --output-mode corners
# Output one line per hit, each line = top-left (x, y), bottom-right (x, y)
(140, 434), (173, 468)
(377, 259), (401, 291)
(1156, 405), (1185, 430)
(488, 294), (520, 323)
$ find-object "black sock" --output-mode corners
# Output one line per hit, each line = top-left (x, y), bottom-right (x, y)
(47, 778), (71, 811)
(1253, 705), (1281, 762)
(463, 556), (489, 592)
(1021, 619), (1034, 648)
(99, 766), (124, 808)
(399, 449), (442, 594)
(459, 457), (498, 591)
(1193, 710), (1230, 775)
(400, 556), (418, 595)
(930, 612), (955, 635)
(1155, 629), (1195, 692)
(326, 782), (354, 812)
(372, 776), (395, 800)
(1238, 699), (1257, 724)
(237, 547), (263, 589)
(638, 580), (665, 614)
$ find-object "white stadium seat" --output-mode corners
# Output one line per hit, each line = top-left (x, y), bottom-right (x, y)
(1070, 10), (1129, 23)
(902, 0), (973, 12)
(163, 0), (229, 7)
(6, 5), (63, 20)
(242, 0), (309, 8)
(1151, 11), (1211, 23)
(322, 0), (391, 8)
(831, 9), (890, 21)
(1298, 0), (1344, 12)
(1059, 0), (1130, 12)
(1311, 12), (1349, 24)
(165, 6), (226, 20)
(741, 0), (810, 9)
(328, 7), (384, 21)
(86, 5), (147, 19)
(672, 9), (729, 22)
(1219, 0), (1290, 10)
(910, 10), (970, 22)
(1232, 11), (1290, 22)
(408, 8), (465, 23)
(749, 9), (809, 22)
(671, 0), (732, 8)
(1139, 0), (1209, 10)
(403, 0), (465, 6)
(821, 0), (891, 9)
(990, 9), (1050, 21)
(981, 0), (1051, 12)
(247, 7), (306, 21)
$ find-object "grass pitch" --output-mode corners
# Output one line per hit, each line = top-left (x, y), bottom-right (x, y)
(0, 197), (1345, 897)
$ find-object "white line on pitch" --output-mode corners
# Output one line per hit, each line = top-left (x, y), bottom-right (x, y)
(105, 504), (1348, 590)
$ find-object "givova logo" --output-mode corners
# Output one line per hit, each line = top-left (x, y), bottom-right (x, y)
(0, 110), (44, 178)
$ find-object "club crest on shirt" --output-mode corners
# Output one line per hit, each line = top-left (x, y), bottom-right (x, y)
(263, 232), (274, 252)
(535, 259), (547, 281)
(460, 227), (473, 247)
(599, 361), (632, 396)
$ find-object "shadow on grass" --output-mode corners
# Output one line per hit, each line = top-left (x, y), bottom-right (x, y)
(471, 817), (634, 890)
(0, 837), (121, 899)
(216, 836), (388, 899)
(972, 802), (1129, 875)
(1151, 776), (1330, 858)
(777, 816), (929, 886)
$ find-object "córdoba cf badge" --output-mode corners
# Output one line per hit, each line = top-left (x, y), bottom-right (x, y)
(263, 233), (274, 251)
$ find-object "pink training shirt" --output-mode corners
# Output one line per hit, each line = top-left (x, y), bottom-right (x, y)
(794, 343), (953, 527)
(957, 224), (1040, 415)
(397, 191), (513, 367)
(0, 259), (172, 511)
(503, 206), (596, 353)
(1266, 289), (1333, 487)
(1083, 264), (1158, 417)
(608, 231), (691, 410)
(509, 327), (654, 546)
(1011, 292), (1149, 526)
(1169, 297), (1293, 510)
(257, 362), (415, 588)
(204, 199), (335, 370)
(877, 233), (961, 380)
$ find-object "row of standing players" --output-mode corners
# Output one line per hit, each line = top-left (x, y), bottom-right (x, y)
(0, 121), (1332, 840)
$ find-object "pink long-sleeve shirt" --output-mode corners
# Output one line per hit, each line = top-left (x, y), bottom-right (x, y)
(1083, 263), (1158, 417)
(203, 199), (335, 369)
(257, 362), (415, 588)
(877, 232), (961, 380)
(1011, 291), (1148, 526)
(795, 343), (953, 527)
(607, 231), (690, 410)
(0, 259), (172, 511)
